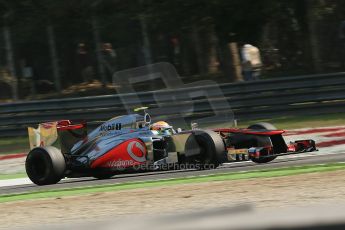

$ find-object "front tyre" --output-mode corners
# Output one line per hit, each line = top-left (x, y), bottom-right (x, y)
(248, 122), (277, 164)
(185, 130), (227, 169)
(250, 154), (277, 164)
(25, 146), (66, 185)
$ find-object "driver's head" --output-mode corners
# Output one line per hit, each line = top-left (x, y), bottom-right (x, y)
(151, 121), (171, 131)
(150, 121), (174, 135)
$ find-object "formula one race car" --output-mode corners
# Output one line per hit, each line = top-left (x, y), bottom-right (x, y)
(25, 110), (317, 185)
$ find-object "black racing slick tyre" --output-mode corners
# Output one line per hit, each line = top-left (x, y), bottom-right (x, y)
(248, 122), (277, 164)
(248, 122), (277, 131)
(186, 130), (227, 169)
(25, 146), (66, 185)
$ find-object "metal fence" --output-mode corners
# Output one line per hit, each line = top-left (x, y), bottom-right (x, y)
(1, 72), (345, 137)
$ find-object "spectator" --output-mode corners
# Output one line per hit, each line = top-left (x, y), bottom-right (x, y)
(241, 44), (262, 80)
(102, 43), (117, 82)
(76, 43), (94, 83)
(170, 36), (181, 67)
(242, 60), (253, 81)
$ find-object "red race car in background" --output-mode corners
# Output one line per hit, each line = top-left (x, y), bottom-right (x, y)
(213, 122), (316, 163)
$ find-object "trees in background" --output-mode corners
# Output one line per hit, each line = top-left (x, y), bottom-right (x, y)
(0, 0), (344, 98)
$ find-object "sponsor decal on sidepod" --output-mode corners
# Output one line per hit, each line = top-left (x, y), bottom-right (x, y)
(90, 139), (147, 169)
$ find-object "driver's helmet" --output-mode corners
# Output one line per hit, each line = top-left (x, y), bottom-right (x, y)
(150, 121), (174, 135)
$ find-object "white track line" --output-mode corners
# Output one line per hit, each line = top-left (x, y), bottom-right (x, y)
(0, 178), (32, 187)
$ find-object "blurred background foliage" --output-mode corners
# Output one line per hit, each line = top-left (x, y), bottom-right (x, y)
(0, 0), (345, 99)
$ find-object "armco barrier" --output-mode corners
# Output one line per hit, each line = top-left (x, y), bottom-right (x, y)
(1, 72), (345, 137)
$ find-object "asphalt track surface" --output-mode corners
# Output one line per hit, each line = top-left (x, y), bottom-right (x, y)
(0, 151), (344, 195)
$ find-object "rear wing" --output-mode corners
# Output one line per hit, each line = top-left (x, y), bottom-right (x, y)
(28, 120), (87, 153)
(28, 122), (59, 150)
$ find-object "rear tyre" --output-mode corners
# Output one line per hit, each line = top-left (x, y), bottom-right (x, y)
(248, 122), (277, 164)
(25, 146), (66, 185)
(186, 130), (227, 169)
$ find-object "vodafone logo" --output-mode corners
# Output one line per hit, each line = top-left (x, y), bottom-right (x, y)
(127, 141), (146, 163)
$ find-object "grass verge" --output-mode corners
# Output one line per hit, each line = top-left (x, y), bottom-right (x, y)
(0, 136), (28, 155)
(0, 173), (27, 180)
(238, 113), (345, 130)
(0, 162), (344, 203)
